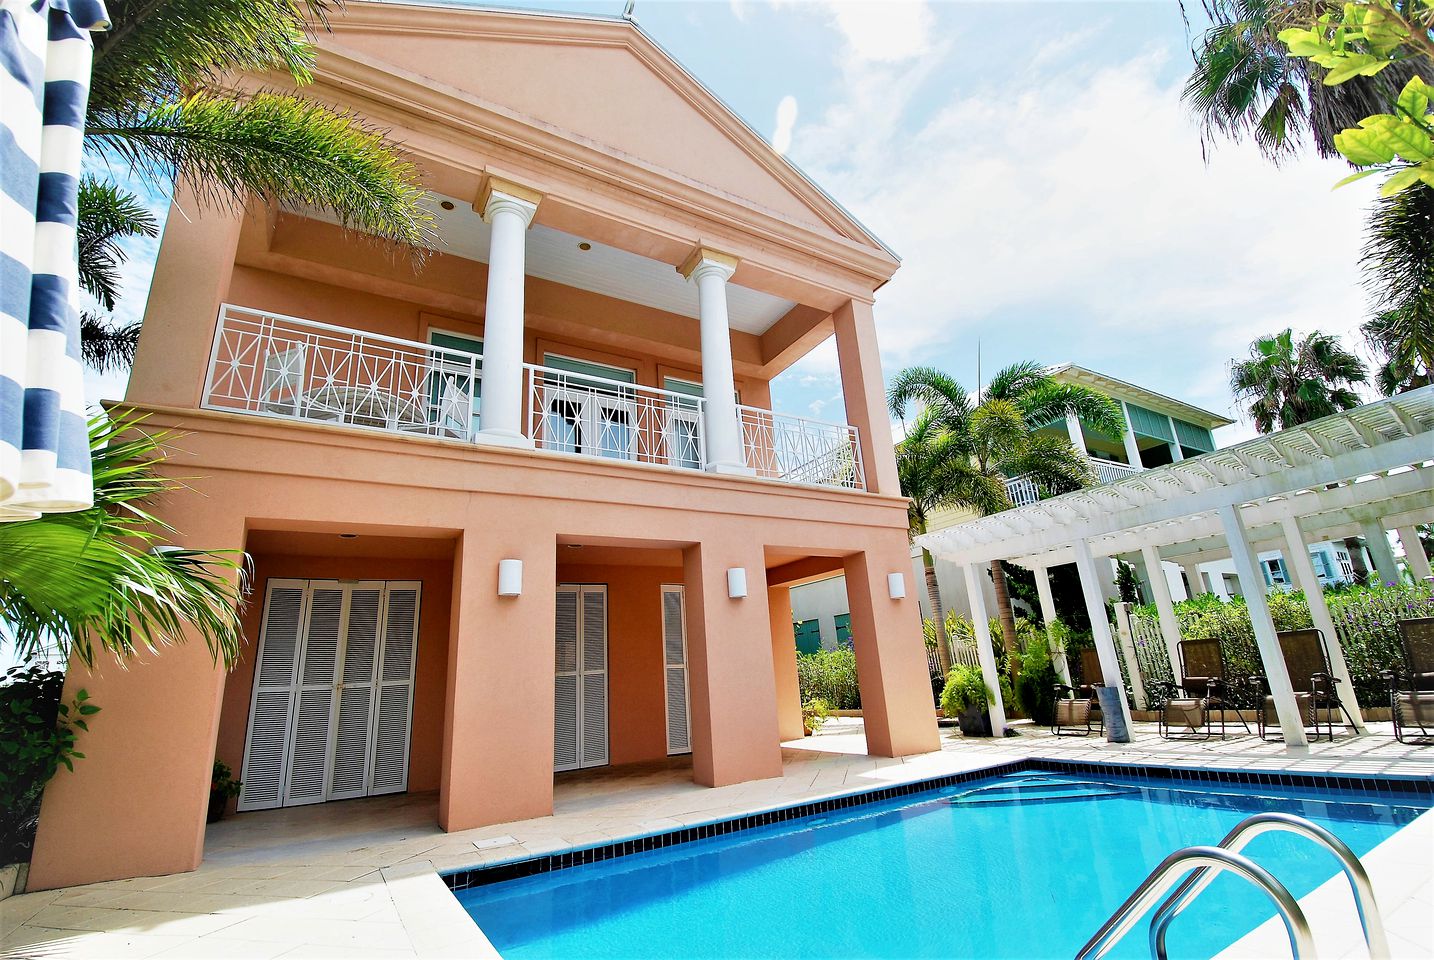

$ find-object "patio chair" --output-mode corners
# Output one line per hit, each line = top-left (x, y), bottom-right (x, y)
(1052, 648), (1104, 737)
(1385, 617), (1434, 745)
(1157, 638), (1250, 740)
(1252, 629), (1357, 743)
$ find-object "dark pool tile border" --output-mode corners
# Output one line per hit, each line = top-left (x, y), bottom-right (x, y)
(442, 759), (1432, 892)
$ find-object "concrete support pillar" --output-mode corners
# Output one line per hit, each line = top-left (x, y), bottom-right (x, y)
(1180, 561), (1207, 598)
(1219, 504), (1307, 747)
(1280, 515), (1367, 734)
(1141, 544), (1184, 679)
(844, 548), (941, 756)
(1033, 565), (1071, 685)
(476, 178), (540, 447)
(767, 585), (804, 742)
(1065, 413), (1087, 458)
(29, 511), (247, 890)
(1073, 538), (1134, 738)
(1120, 402), (1143, 467)
(683, 543), (783, 786)
(1395, 525), (1432, 583)
(1361, 520), (1401, 585)
(680, 248), (747, 474)
(833, 299), (902, 496)
(962, 563), (1007, 736)
(439, 526), (557, 830)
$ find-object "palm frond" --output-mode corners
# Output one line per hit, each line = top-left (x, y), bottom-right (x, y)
(88, 91), (434, 250)
(886, 365), (972, 431)
(77, 178), (159, 311)
(1019, 382), (1127, 440)
(982, 361), (1047, 404)
(1362, 185), (1434, 382)
(79, 313), (142, 373)
(1230, 327), (1367, 431)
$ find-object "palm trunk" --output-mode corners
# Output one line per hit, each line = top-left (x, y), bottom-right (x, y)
(1344, 537), (1370, 584)
(989, 558), (1021, 678)
(923, 549), (953, 678)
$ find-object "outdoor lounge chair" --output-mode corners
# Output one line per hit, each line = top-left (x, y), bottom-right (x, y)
(1157, 638), (1250, 740)
(1052, 648), (1104, 736)
(1385, 617), (1434, 745)
(1252, 629), (1357, 743)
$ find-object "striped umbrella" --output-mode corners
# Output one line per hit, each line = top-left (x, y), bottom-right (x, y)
(1, 0), (109, 522)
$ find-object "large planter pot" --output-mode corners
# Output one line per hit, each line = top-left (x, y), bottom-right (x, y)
(957, 704), (993, 737)
(206, 792), (227, 824)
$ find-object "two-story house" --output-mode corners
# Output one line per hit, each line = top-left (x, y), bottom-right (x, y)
(28, 2), (938, 891)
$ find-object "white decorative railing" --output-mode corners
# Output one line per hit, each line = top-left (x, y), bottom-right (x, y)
(737, 405), (865, 491)
(524, 364), (706, 469)
(1004, 455), (1144, 507)
(203, 305), (481, 440)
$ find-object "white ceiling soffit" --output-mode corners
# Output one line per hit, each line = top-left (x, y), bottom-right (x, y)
(292, 194), (796, 335)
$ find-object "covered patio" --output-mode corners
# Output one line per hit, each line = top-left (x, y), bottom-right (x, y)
(918, 386), (1434, 747)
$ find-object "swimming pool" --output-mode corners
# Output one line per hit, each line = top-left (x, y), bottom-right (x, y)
(452, 763), (1430, 959)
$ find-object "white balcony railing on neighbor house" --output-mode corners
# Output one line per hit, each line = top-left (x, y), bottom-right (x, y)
(738, 405), (865, 491)
(201, 306), (868, 492)
(1003, 456), (1143, 508)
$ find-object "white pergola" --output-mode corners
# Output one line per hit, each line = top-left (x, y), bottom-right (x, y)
(917, 386), (1434, 748)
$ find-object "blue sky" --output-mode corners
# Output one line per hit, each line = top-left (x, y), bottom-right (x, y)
(84, 0), (1385, 444)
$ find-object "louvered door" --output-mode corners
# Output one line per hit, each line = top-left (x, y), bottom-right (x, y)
(285, 582), (346, 806)
(661, 585), (691, 755)
(579, 586), (609, 767)
(328, 583), (384, 801)
(554, 585), (608, 771)
(371, 582), (421, 794)
(238, 580), (308, 811)
(553, 586), (580, 772)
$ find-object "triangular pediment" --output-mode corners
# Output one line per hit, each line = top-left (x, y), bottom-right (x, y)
(326, 3), (882, 250)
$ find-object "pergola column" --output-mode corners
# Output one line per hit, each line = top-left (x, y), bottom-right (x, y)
(1140, 544), (1183, 679)
(1396, 525), (1433, 583)
(1360, 519), (1401, 585)
(475, 177), (540, 447)
(1219, 504), (1307, 747)
(1279, 515), (1367, 734)
(1180, 561), (1207, 598)
(962, 563), (1007, 736)
(1033, 565), (1071, 685)
(1073, 538), (1133, 740)
(1120, 402), (1143, 467)
(679, 248), (748, 474)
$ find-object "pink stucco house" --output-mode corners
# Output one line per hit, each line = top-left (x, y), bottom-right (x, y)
(29, 1), (938, 890)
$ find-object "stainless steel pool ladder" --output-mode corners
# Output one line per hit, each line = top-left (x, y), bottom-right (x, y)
(1075, 812), (1388, 960)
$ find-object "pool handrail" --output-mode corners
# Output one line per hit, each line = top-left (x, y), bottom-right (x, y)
(1074, 845), (1314, 959)
(1149, 812), (1388, 960)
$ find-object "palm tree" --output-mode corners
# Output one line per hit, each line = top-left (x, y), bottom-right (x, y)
(1229, 328), (1368, 432)
(889, 364), (1125, 668)
(78, 0), (433, 368)
(0, 413), (247, 668)
(1361, 186), (1434, 395)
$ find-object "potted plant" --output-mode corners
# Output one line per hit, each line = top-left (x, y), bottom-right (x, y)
(208, 761), (241, 823)
(801, 697), (831, 736)
(941, 664), (993, 737)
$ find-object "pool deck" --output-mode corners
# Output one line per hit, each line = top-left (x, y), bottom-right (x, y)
(2, 719), (1431, 959)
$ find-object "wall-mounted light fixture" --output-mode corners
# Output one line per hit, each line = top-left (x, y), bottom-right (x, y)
(498, 559), (523, 597)
(887, 572), (906, 599)
(727, 567), (747, 599)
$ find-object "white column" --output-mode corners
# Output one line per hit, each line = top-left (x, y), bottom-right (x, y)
(1113, 602), (1147, 710)
(680, 248), (748, 474)
(963, 563), (1007, 737)
(1065, 413), (1087, 457)
(1219, 503), (1307, 747)
(476, 180), (540, 447)
(1141, 544), (1183, 680)
(1166, 415), (1185, 461)
(1280, 515), (1367, 733)
(1180, 561), (1207, 598)
(1033, 566), (1071, 685)
(1361, 519), (1401, 584)
(1073, 538), (1133, 736)
(1396, 525), (1433, 583)
(1120, 401), (1143, 467)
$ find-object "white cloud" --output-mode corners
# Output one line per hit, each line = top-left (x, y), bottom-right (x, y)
(827, 1), (933, 62)
(771, 94), (798, 154)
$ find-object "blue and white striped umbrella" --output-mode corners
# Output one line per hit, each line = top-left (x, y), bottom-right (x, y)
(1, 0), (109, 522)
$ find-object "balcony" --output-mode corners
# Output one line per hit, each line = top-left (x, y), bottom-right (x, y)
(1004, 456), (1143, 508)
(202, 305), (865, 491)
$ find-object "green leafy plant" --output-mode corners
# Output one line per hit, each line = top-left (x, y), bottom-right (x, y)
(0, 667), (99, 863)
(211, 761), (242, 801)
(801, 697), (832, 735)
(941, 664), (991, 716)
(796, 648), (860, 710)
(1014, 635), (1060, 726)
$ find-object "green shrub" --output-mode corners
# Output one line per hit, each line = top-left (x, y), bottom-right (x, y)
(941, 664), (990, 716)
(797, 648), (860, 710)
(802, 697), (832, 733)
(1015, 638), (1059, 726)
(0, 666), (97, 864)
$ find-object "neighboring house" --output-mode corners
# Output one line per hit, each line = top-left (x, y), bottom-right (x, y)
(28, 3), (939, 892)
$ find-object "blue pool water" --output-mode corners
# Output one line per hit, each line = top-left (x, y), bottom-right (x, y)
(455, 767), (1429, 959)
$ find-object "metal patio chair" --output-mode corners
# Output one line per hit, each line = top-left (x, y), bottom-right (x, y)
(1157, 638), (1250, 740)
(1252, 629), (1357, 743)
(1052, 647), (1104, 737)
(1385, 617), (1434, 745)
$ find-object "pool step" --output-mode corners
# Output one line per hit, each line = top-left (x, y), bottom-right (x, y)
(948, 775), (1138, 806)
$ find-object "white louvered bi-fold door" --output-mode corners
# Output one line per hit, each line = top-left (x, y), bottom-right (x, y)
(327, 583), (384, 801)
(661, 585), (691, 756)
(285, 582), (347, 806)
(553, 585), (608, 772)
(371, 583), (421, 795)
(238, 580), (307, 811)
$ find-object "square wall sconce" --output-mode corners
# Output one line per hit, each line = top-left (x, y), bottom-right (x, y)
(888, 573), (906, 599)
(498, 559), (523, 597)
(727, 567), (748, 599)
